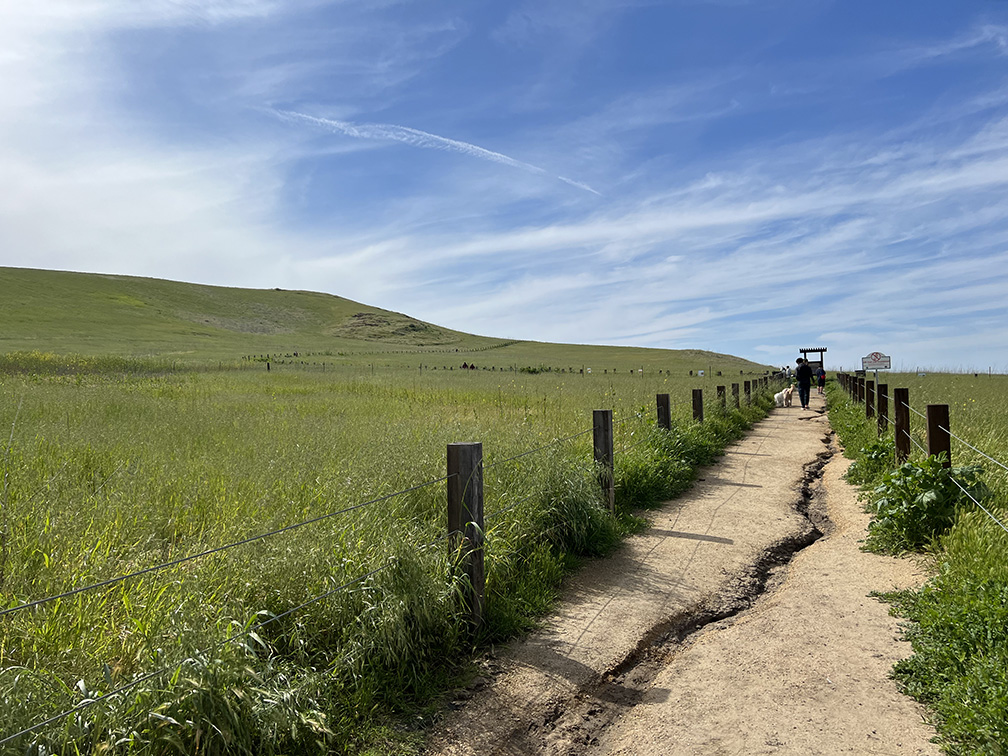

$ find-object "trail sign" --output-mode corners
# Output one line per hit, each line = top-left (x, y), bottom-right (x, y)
(862, 352), (891, 370)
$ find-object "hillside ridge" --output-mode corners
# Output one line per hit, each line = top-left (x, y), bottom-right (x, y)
(0, 266), (772, 373)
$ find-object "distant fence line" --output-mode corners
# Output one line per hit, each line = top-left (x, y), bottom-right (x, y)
(241, 353), (778, 378)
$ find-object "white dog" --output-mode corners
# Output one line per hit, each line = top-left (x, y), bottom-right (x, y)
(774, 385), (794, 407)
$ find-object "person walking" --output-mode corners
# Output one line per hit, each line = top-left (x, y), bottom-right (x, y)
(816, 366), (826, 394)
(795, 358), (814, 410)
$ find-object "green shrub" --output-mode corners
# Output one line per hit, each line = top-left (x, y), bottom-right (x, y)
(862, 456), (986, 554)
(845, 438), (894, 486)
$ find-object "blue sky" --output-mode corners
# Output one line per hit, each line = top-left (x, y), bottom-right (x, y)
(3, 1), (1008, 371)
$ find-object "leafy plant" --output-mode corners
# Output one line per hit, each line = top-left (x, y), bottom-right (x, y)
(862, 455), (986, 553)
(845, 438), (894, 486)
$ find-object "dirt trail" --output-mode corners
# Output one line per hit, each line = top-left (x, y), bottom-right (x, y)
(425, 392), (938, 756)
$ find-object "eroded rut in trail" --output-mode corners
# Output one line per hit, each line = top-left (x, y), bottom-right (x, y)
(527, 437), (836, 756)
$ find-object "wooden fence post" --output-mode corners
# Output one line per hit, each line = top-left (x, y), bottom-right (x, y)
(858, 376), (865, 404)
(656, 394), (671, 430)
(865, 380), (875, 419)
(926, 404), (951, 468)
(731, 383), (740, 408)
(894, 388), (910, 463)
(594, 410), (615, 513)
(447, 442), (485, 628)
(717, 385), (726, 408)
(692, 389), (704, 422)
(878, 384), (888, 435)
(744, 380), (751, 405)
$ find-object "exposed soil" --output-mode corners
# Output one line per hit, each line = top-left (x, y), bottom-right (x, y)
(425, 391), (939, 756)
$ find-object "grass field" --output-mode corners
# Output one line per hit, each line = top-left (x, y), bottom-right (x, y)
(826, 374), (1008, 755)
(0, 267), (778, 754)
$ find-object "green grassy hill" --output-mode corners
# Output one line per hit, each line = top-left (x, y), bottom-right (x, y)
(0, 266), (495, 358)
(0, 266), (772, 375)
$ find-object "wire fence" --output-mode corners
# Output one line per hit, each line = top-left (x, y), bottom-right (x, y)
(946, 475), (1008, 537)
(483, 427), (594, 471)
(0, 472), (454, 620)
(0, 428), (600, 746)
(837, 375), (1008, 537)
(0, 562), (393, 746)
(1, 381), (776, 747)
(938, 424), (1008, 475)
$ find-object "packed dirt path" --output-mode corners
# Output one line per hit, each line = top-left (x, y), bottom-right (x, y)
(426, 391), (939, 756)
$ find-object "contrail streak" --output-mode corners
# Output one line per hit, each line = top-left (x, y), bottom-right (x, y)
(273, 109), (601, 196)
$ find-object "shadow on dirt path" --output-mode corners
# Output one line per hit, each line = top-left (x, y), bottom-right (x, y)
(425, 391), (938, 756)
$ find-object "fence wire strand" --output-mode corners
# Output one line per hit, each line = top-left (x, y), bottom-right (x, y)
(937, 425), (1008, 474)
(946, 474), (1008, 536)
(849, 382), (1008, 466)
(905, 430), (927, 455)
(486, 491), (539, 522)
(844, 378), (1008, 536)
(0, 562), (393, 746)
(616, 433), (653, 457)
(854, 382), (1008, 474)
(483, 428), (593, 472)
(0, 473), (452, 619)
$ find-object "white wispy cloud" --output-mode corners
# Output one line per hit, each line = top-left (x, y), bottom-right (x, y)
(272, 109), (602, 195)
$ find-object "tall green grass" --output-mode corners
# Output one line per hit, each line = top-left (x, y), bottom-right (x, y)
(1, 357), (775, 754)
(826, 378), (1008, 755)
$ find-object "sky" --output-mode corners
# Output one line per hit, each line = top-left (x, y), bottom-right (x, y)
(3, 1), (1008, 372)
